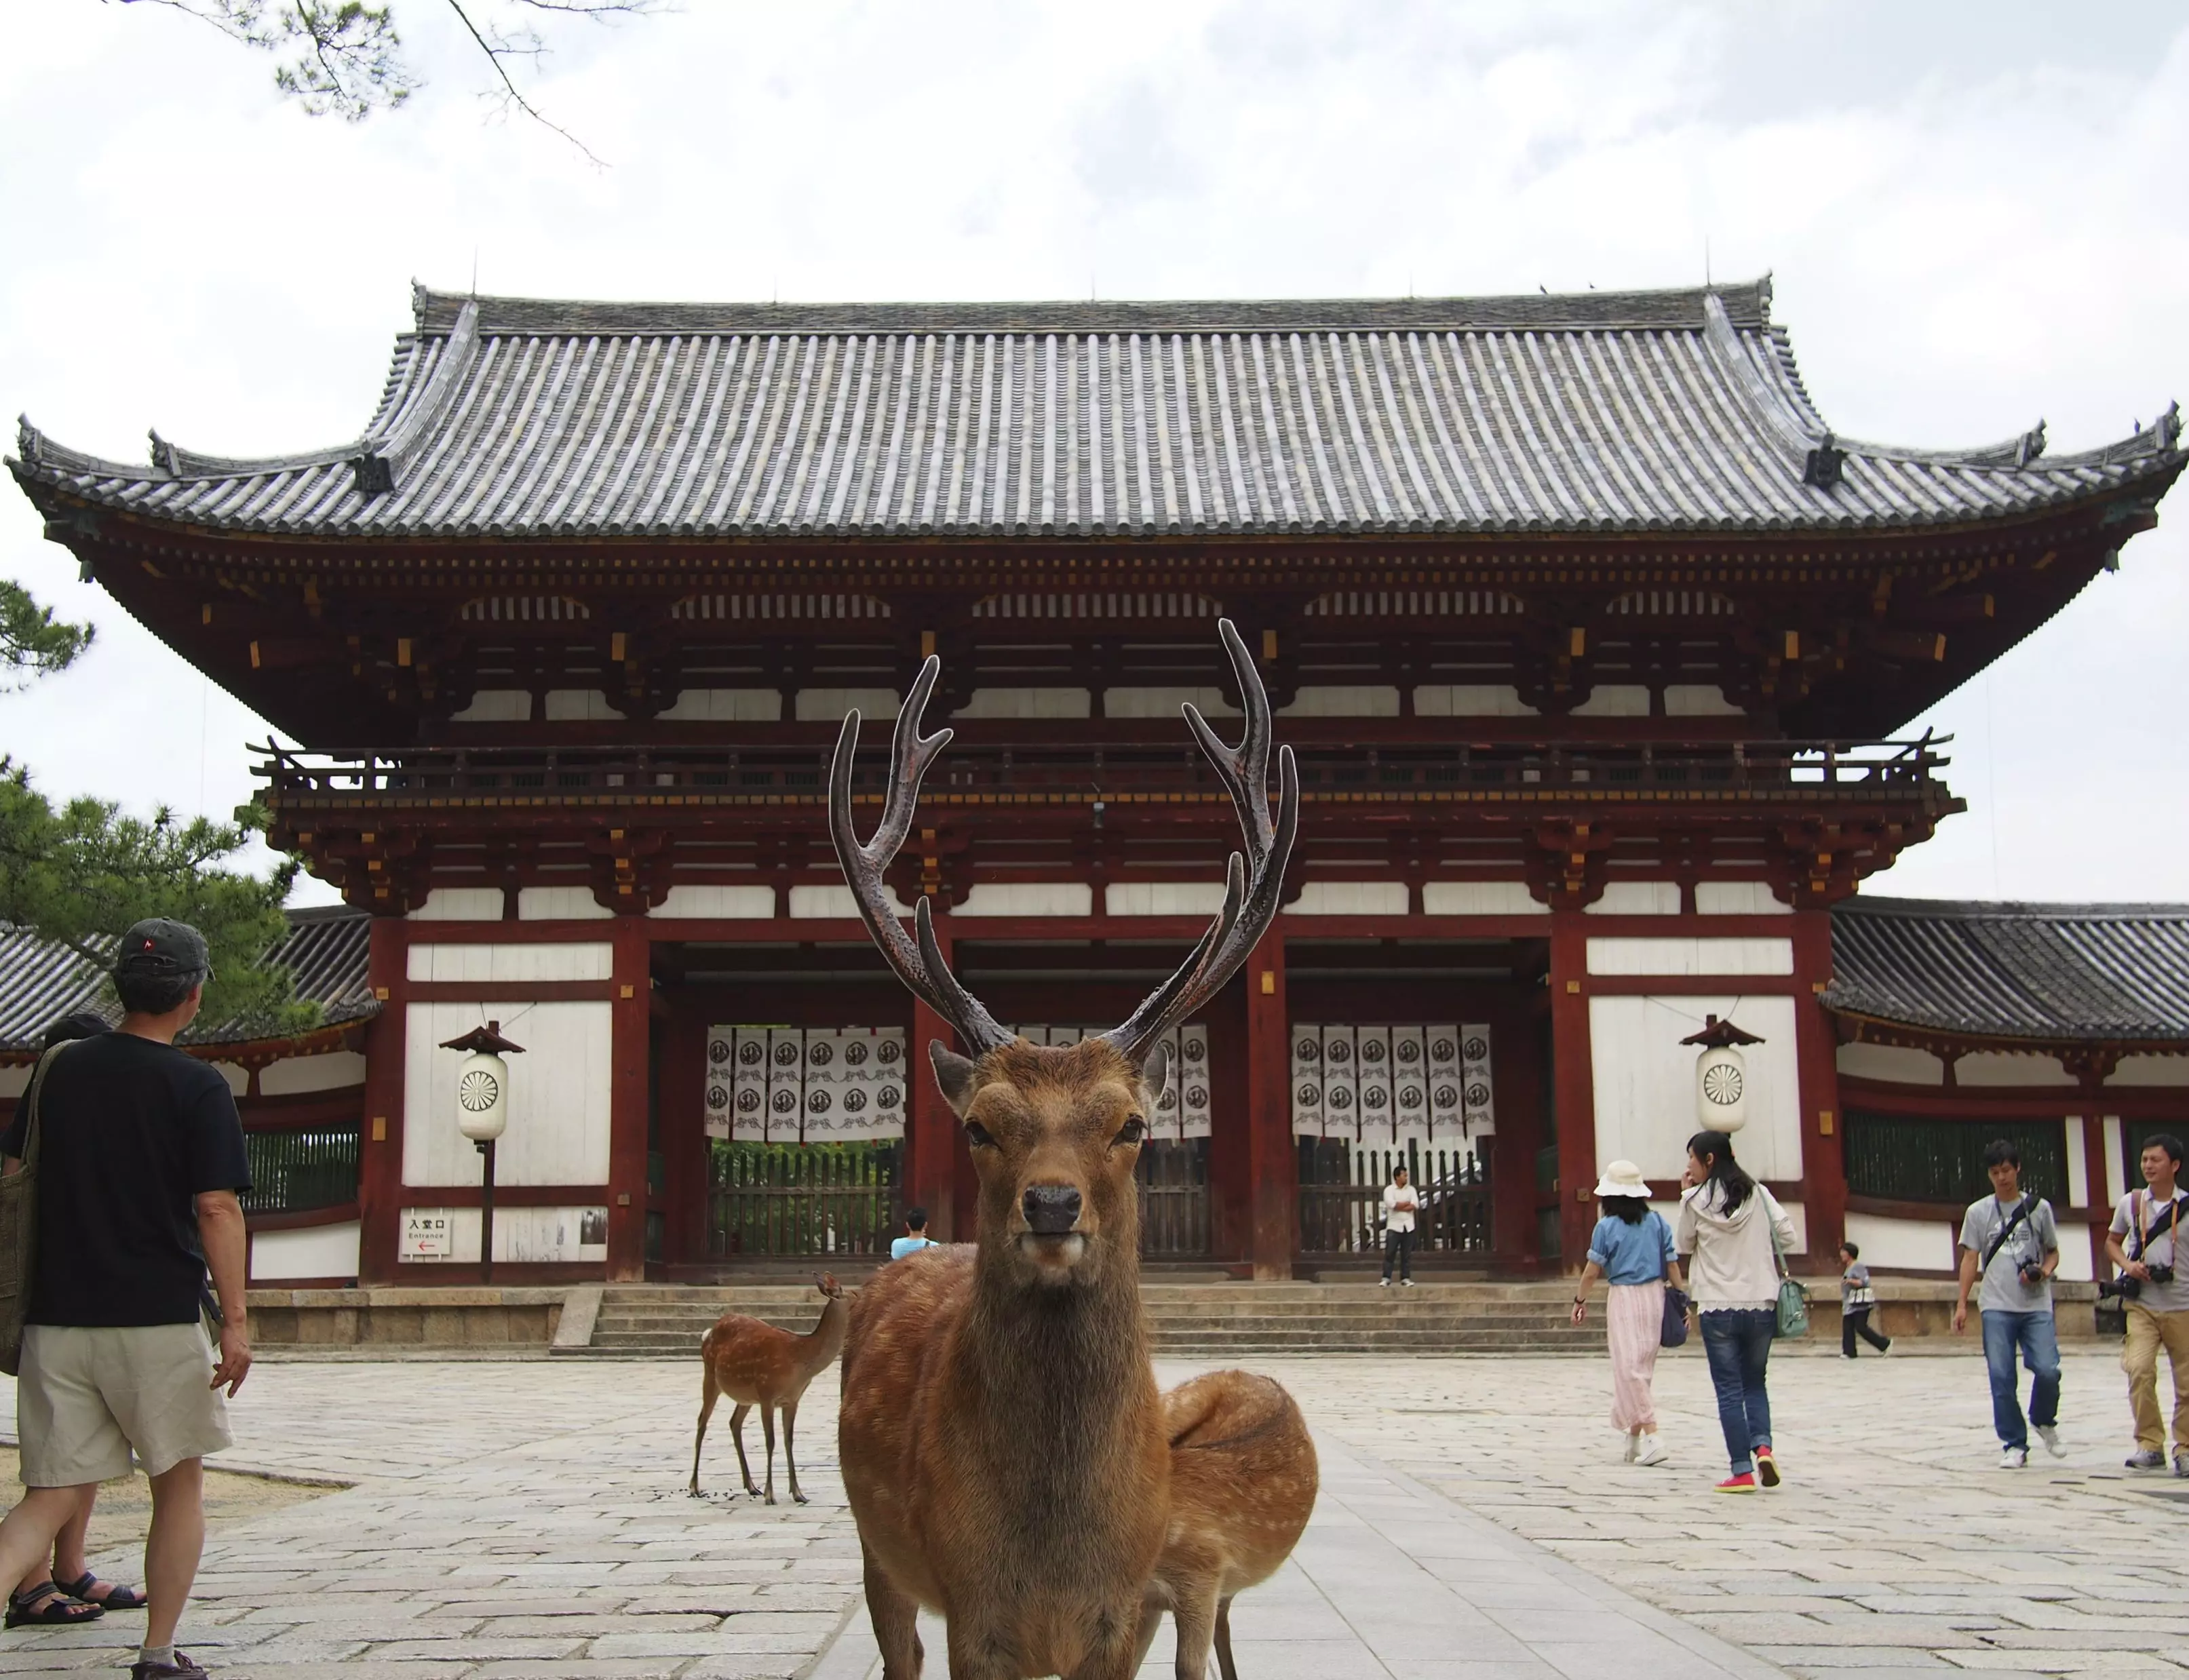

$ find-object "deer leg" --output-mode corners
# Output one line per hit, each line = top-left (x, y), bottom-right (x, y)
(729, 1404), (762, 1498)
(1170, 1582), (1219, 1680)
(863, 1542), (924, 1680)
(1063, 1599), (1151, 1680)
(1129, 1595), (1166, 1675)
(1213, 1597), (1238, 1680)
(781, 1398), (807, 1504)
(760, 1402), (779, 1505)
(689, 1363), (720, 1495)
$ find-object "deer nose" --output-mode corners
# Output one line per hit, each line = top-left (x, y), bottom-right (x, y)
(1022, 1184), (1083, 1234)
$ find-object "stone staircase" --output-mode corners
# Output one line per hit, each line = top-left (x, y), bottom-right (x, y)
(562, 1278), (1600, 1358)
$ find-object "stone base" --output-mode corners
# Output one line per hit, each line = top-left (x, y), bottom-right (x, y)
(246, 1287), (566, 1349)
(1845, 1278), (2102, 1342)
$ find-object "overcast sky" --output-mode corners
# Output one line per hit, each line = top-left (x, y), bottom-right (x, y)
(3, 0), (2184, 906)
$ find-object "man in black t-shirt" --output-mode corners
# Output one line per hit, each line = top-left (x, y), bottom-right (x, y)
(0, 920), (253, 1680)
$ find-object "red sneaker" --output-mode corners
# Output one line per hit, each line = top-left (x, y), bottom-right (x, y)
(1755, 1446), (1781, 1487)
(1713, 1472), (1758, 1493)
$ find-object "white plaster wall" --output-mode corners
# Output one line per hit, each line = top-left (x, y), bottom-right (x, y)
(954, 687), (1091, 719)
(955, 883), (1093, 917)
(1836, 1042), (1946, 1085)
(1585, 882), (1681, 916)
(1588, 994), (1802, 1183)
(658, 688), (781, 722)
(0, 1067), (31, 1100)
(403, 1001), (613, 1187)
(1106, 882), (1229, 916)
(1665, 685), (1743, 717)
(1958, 1053), (2076, 1089)
(650, 885), (776, 919)
(1422, 882), (1546, 916)
(1413, 685), (1536, 717)
(260, 1052), (368, 1097)
(448, 690), (531, 722)
(408, 943), (613, 984)
(1279, 686), (1399, 718)
(400, 1206), (608, 1265)
(1571, 685), (1650, 717)
(1104, 686), (1239, 718)
(1586, 937), (1794, 976)
(2104, 1116), (2128, 1205)
(518, 886), (615, 922)
(1843, 1211), (1956, 1272)
(2112, 1056), (2189, 1087)
(1696, 882), (1790, 916)
(2066, 1116), (2091, 1207)
(544, 690), (625, 720)
(791, 883), (912, 918)
(252, 1221), (361, 1282)
(211, 1062), (248, 1097)
(1285, 882), (1409, 916)
(796, 688), (900, 722)
(410, 887), (505, 922)
(2056, 1229), (2097, 1282)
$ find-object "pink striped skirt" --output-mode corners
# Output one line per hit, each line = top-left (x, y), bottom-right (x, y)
(1606, 1281), (1664, 1432)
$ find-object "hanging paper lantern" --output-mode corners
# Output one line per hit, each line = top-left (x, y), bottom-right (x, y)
(1679, 1014), (1764, 1133)
(438, 1020), (527, 1143)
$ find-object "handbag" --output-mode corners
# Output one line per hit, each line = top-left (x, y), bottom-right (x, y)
(0, 1041), (70, 1376)
(1661, 1285), (1691, 1348)
(1768, 1198), (1810, 1340)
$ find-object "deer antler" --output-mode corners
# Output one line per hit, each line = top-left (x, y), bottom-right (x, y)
(1098, 619), (1298, 1061)
(828, 657), (1015, 1056)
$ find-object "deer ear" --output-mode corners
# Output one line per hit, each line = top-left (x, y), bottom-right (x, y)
(1138, 1041), (1171, 1111)
(930, 1039), (980, 1119)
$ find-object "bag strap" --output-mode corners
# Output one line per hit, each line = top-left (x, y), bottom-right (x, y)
(1983, 1195), (2035, 1270)
(12, 1040), (74, 1172)
(2129, 1192), (2182, 1261)
(1764, 1190), (1796, 1283)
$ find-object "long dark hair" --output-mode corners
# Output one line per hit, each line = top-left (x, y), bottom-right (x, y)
(1601, 1194), (1648, 1226)
(1687, 1129), (1755, 1215)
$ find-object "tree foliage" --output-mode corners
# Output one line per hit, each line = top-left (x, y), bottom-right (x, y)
(113, 0), (665, 160)
(0, 765), (319, 1037)
(0, 582), (94, 688)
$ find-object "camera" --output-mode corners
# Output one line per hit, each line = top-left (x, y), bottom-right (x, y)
(2099, 1266), (2175, 1304)
(2019, 1262), (2047, 1287)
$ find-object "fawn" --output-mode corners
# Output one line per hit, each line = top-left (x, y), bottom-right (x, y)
(689, 1272), (848, 1504)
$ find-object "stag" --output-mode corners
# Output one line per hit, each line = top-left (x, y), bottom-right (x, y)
(689, 1272), (848, 1504)
(831, 620), (1298, 1680)
(1136, 1371), (1319, 1680)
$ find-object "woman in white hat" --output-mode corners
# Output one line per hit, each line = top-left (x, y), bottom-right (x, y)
(1571, 1160), (1683, 1466)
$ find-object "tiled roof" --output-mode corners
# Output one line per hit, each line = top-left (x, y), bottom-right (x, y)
(12, 280), (2182, 540)
(0, 905), (376, 1056)
(1825, 897), (2189, 1046)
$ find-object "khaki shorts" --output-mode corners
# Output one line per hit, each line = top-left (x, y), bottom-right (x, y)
(17, 1323), (232, 1485)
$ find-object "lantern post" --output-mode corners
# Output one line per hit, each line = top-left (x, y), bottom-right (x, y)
(440, 1021), (526, 1283)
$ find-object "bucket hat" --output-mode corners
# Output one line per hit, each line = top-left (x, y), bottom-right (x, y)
(1593, 1159), (1652, 1200)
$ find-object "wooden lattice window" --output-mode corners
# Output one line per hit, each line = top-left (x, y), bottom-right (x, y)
(1844, 1112), (2065, 1207)
(241, 1125), (360, 1217)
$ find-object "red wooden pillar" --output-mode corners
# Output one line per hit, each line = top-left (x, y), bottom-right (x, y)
(1243, 925), (1294, 1281)
(1791, 909), (1846, 1269)
(1205, 980), (1251, 1263)
(1490, 1002), (1547, 1272)
(2083, 1111), (2112, 1276)
(660, 1000), (709, 1268)
(907, 914), (961, 1243)
(606, 918), (652, 1282)
(357, 914), (409, 1285)
(1548, 912), (1596, 1270)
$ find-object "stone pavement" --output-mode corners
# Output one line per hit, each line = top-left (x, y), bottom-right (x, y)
(0, 1346), (2182, 1679)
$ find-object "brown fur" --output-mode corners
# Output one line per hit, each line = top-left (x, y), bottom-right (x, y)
(1134, 1371), (1319, 1680)
(838, 1038), (1171, 1680)
(690, 1272), (847, 1504)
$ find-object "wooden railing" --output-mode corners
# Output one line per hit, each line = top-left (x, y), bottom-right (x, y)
(708, 1140), (902, 1258)
(1139, 1139), (1210, 1257)
(239, 1124), (360, 1218)
(1298, 1141), (1490, 1257)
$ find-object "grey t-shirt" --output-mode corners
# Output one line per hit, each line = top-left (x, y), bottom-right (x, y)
(1959, 1194), (2057, 1314)
(2110, 1190), (2189, 1314)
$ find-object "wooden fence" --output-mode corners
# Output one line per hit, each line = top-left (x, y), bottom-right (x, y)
(1298, 1141), (1489, 1257)
(708, 1140), (904, 1257)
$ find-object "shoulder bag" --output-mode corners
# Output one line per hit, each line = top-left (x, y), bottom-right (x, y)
(1768, 1197), (1810, 1340)
(1652, 1213), (1691, 1346)
(0, 1041), (71, 1376)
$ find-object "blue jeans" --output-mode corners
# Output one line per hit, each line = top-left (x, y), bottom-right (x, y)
(1700, 1308), (1775, 1474)
(1980, 1309), (2060, 1449)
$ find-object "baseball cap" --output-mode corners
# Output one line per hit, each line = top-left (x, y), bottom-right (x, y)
(114, 918), (212, 979)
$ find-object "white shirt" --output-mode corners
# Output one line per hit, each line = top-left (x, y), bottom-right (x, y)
(1382, 1182), (1419, 1233)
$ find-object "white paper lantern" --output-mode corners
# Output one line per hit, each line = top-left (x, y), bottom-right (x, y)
(455, 1051), (509, 1141)
(1681, 1015), (1764, 1133)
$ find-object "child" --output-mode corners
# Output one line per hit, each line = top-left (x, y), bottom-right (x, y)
(1839, 1241), (1891, 1358)
(890, 1207), (936, 1262)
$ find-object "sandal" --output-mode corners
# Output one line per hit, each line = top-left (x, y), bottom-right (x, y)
(60, 1571), (147, 1610)
(5, 1580), (105, 1627)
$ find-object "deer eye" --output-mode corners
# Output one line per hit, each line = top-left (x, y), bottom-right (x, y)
(965, 1122), (996, 1150)
(1113, 1116), (1146, 1148)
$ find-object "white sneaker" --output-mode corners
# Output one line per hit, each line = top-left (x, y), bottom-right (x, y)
(1634, 1435), (1669, 1467)
(2034, 1424), (2067, 1459)
(2000, 1445), (2028, 1469)
(1401, 1278), (1416, 1287)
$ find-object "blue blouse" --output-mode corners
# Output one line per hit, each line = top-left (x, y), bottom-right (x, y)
(1587, 1211), (1674, 1284)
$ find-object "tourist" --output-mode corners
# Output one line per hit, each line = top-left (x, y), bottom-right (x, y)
(1838, 1242), (1892, 1359)
(5, 1013), (147, 1631)
(0, 920), (254, 1680)
(2106, 1133), (2189, 1472)
(1952, 1139), (2066, 1469)
(1570, 1160), (1682, 1466)
(889, 1207), (936, 1262)
(1380, 1164), (1418, 1287)
(1676, 1129), (1798, 1493)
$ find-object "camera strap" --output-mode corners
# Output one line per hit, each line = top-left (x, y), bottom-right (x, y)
(1983, 1196), (2036, 1271)
(2129, 1192), (2184, 1262)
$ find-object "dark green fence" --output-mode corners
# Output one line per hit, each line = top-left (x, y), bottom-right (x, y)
(1844, 1112), (2064, 1206)
(708, 1139), (903, 1257)
(240, 1125), (361, 1217)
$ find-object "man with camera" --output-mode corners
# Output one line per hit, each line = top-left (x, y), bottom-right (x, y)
(2106, 1133), (2189, 1474)
(1953, 1139), (2066, 1469)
